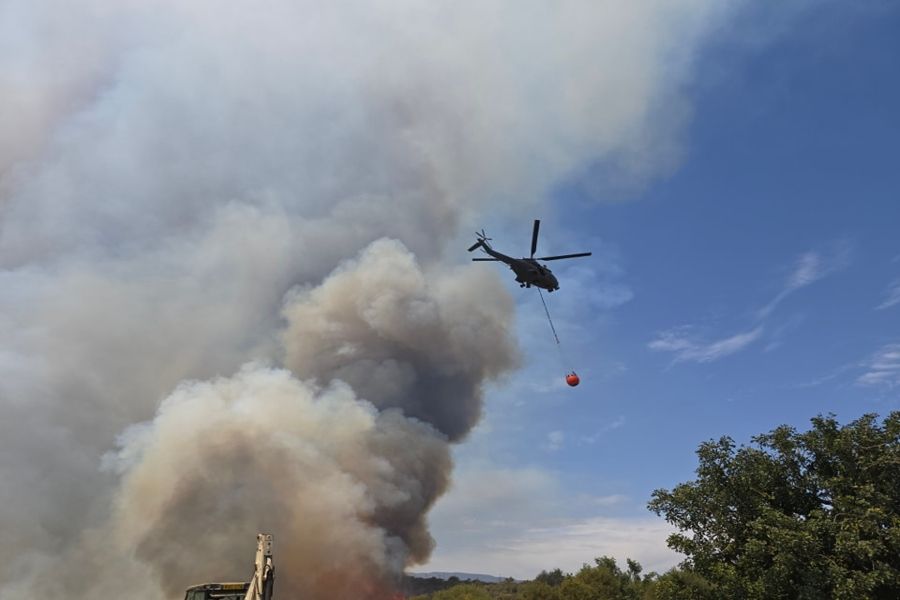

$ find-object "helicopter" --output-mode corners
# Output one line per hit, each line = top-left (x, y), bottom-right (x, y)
(468, 219), (591, 292)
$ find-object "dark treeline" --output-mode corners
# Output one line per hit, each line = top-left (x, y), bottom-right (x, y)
(411, 412), (900, 600)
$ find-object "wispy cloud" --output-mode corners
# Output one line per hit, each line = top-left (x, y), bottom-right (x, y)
(758, 246), (850, 318)
(648, 326), (763, 364)
(857, 343), (900, 388)
(581, 416), (626, 444)
(542, 430), (566, 452)
(763, 314), (806, 353)
(789, 362), (855, 389)
(876, 278), (900, 310)
(650, 245), (849, 367)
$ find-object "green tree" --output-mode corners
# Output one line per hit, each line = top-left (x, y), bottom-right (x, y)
(559, 556), (647, 599)
(431, 583), (492, 600)
(521, 580), (561, 600)
(648, 412), (900, 600)
(533, 568), (564, 587)
(645, 569), (716, 600)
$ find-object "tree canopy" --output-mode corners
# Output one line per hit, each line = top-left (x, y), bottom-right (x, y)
(649, 412), (900, 599)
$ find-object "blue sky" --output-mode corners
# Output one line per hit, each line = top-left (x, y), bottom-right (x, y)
(424, 2), (900, 578)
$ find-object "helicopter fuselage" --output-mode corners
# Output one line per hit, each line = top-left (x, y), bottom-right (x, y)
(478, 244), (560, 291)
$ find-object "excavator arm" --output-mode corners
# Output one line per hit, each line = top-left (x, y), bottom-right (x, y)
(244, 534), (275, 600)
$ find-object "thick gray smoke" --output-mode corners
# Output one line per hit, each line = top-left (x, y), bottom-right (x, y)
(1, 1), (739, 598)
(282, 239), (517, 442)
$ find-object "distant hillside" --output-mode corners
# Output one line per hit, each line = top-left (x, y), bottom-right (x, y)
(402, 572), (511, 596)
(410, 571), (507, 583)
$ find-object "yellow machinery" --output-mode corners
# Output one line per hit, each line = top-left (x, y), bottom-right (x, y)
(183, 534), (274, 600)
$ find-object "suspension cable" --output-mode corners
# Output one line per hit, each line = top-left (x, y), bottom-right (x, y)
(538, 288), (560, 345)
(537, 288), (580, 385)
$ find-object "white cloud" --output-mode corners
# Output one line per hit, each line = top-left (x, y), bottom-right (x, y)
(431, 467), (559, 531)
(426, 516), (679, 579)
(497, 517), (679, 576)
(857, 344), (900, 388)
(423, 466), (674, 579)
(876, 278), (900, 310)
(648, 326), (763, 363)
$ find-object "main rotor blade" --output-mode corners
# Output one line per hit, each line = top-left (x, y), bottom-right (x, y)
(472, 258), (500, 261)
(535, 252), (592, 261)
(530, 219), (540, 258)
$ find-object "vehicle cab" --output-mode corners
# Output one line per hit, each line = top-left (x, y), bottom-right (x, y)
(184, 582), (250, 600)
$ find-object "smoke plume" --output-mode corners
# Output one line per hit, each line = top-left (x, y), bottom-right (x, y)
(114, 365), (453, 599)
(282, 239), (517, 441)
(1, 1), (739, 598)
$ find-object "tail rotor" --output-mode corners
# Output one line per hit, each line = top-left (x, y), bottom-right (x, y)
(468, 229), (492, 252)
